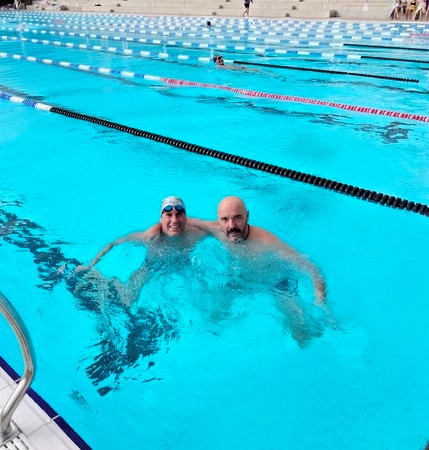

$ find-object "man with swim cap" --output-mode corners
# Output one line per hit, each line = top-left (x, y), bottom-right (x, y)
(66, 196), (204, 390)
(78, 196), (204, 272)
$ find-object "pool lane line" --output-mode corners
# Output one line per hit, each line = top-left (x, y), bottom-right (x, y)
(0, 35), (212, 63)
(4, 12), (429, 35)
(362, 54), (429, 64)
(5, 15), (428, 42)
(8, 22), (427, 46)
(2, 51), (428, 120)
(0, 47), (213, 67)
(0, 27), (380, 49)
(21, 21), (429, 37)
(0, 90), (428, 218)
(1, 34), (274, 58)
(0, 39), (420, 83)
(5, 14), (429, 39)
(2, 51), (427, 116)
(344, 43), (429, 52)
(232, 60), (419, 83)
(5, 33), (429, 65)
(15, 26), (429, 53)
(159, 77), (429, 122)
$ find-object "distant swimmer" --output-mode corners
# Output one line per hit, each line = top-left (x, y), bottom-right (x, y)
(212, 54), (259, 72)
(213, 54), (225, 66)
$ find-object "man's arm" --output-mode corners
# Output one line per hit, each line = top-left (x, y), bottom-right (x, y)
(280, 245), (326, 303)
(186, 218), (221, 237)
(251, 226), (326, 303)
(77, 231), (148, 271)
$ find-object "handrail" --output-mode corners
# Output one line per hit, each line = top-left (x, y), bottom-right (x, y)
(0, 291), (36, 444)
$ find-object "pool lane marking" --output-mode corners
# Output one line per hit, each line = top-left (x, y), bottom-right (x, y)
(0, 89), (427, 217)
(344, 43), (429, 52)
(0, 26), (368, 48)
(3, 11), (429, 35)
(1, 51), (428, 122)
(3, 34), (429, 65)
(232, 60), (418, 83)
(0, 34), (212, 63)
(0, 49), (418, 84)
(6, 25), (429, 52)
(5, 25), (426, 47)
(12, 26), (429, 54)
(4, 15), (429, 40)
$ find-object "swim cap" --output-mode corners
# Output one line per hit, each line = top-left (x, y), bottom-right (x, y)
(160, 196), (186, 216)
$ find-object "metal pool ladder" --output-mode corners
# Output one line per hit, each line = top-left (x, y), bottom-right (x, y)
(0, 291), (36, 445)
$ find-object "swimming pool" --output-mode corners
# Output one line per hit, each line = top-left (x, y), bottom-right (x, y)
(1, 11), (429, 449)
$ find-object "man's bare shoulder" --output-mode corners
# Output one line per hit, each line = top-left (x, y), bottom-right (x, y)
(248, 225), (281, 244)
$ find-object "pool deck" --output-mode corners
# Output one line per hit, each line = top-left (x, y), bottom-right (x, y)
(0, 361), (89, 450)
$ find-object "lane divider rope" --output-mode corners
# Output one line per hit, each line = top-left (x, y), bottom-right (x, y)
(2, 51), (428, 122)
(14, 26), (429, 54)
(232, 60), (419, 83)
(159, 77), (429, 123)
(4, 33), (428, 65)
(4, 14), (428, 39)
(0, 35), (215, 63)
(2, 34), (420, 83)
(344, 42), (429, 52)
(7, 26), (403, 50)
(3, 12), (429, 36)
(0, 89), (427, 217)
(6, 22), (425, 46)
(363, 54), (429, 64)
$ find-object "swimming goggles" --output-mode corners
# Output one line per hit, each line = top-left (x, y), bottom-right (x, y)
(162, 205), (185, 213)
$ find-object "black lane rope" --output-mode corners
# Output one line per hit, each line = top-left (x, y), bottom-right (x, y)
(362, 55), (429, 64)
(232, 60), (419, 83)
(344, 43), (429, 52)
(50, 106), (429, 218)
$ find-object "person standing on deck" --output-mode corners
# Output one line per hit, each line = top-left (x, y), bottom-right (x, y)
(243, 0), (253, 17)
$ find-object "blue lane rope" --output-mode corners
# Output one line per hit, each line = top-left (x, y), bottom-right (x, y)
(3, 12), (429, 38)
(3, 11), (429, 31)
(0, 89), (427, 218)
(2, 26), (395, 50)
(12, 26), (429, 53)
(5, 20), (428, 45)
(5, 34), (428, 65)
(0, 37), (214, 64)
(3, 12), (429, 45)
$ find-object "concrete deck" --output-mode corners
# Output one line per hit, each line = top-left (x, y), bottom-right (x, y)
(23, 0), (397, 21)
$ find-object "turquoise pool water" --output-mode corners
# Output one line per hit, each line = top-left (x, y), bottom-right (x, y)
(0, 11), (429, 449)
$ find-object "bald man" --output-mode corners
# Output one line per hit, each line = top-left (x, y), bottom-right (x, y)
(188, 196), (326, 304)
